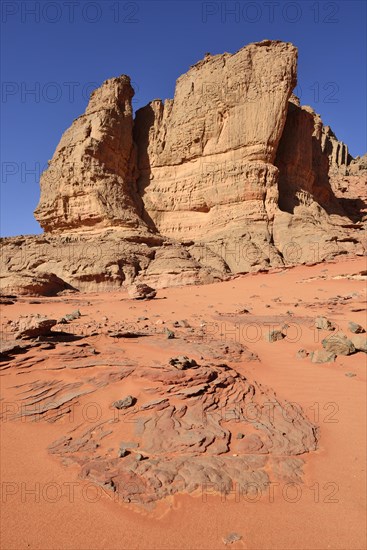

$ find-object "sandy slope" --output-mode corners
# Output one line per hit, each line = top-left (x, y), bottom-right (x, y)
(1, 257), (366, 549)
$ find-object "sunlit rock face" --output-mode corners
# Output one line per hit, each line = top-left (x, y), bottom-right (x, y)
(1, 40), (363, 295)
(134, 41), (297, 271)
(34, 76), (144, 232)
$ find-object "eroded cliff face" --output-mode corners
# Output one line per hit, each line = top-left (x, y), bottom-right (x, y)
(0, 40), (365, 295)
(34, 76), (144, 232)
(271, 97), (365, 264)
(134, 41), (297, 271)
(133, 41), (364, 272)
(275, 97), (352, 214)
(329, 154), (367, 223)
(275, 99), (331, 213)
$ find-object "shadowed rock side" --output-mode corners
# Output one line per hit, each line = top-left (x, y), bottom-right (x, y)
(275, 99), (337, 214)
(330, 154), (367, 223)
(0, 40), (365, 295)
(272, 98), (366, 263)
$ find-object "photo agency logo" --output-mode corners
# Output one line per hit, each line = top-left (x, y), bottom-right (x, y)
(201, 316), (345, 346)
(1, 160), (47, 185)
(1, 79), (140, 104)
(189, 75), (340, 108)
(0, 159), (135, 187)
(0, 477), (340, 505)
(1, 1), (140, 24)
(0, 230), (151, 272)
(201, 1), (340, 24)
(1, 81), (100, 104)
(293, 81), (340, 104)
(201, 480), (340, 503)
(201, 399), (339, 426)
(100, 395), (335, 428)
(193, 236), (341, 269)
(0, 479), (147, 504)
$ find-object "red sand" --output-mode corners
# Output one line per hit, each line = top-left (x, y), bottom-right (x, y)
(1, 257), (366, 549)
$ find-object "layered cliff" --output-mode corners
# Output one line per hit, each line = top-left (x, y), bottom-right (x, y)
(133, 41), (298, 271)
(34, 76), (143, 231)
(1, 40), (365, 295)
(271, 97), (365, 263)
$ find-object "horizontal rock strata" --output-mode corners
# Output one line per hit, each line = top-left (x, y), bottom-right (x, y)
(0, 40), (365, 294)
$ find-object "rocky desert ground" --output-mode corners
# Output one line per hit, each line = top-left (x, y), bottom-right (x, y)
(1, 257), (366, 549)
(0, 40), (366, 549)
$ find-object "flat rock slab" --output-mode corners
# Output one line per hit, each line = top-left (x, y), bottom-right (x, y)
(311, 350), (336, 363)
(46, 361), (318, 503)
(14, 315), (57, 340)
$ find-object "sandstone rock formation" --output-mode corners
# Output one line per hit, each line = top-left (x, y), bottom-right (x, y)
(0, 230), (225, 293)
(11, 356), (318, 503)
(0, 272), (76, 296)
(34, 76), (143, 231)
(13, 314), (57, 340)
(272, 96), (365, 264)
(127, 282), (156, 300)
(0, 40), (365, 295)
(329, 153), (367, 222)
(135, 40), (297, 274)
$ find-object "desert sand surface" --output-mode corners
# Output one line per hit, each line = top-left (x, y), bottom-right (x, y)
(1, 256), (366, 550)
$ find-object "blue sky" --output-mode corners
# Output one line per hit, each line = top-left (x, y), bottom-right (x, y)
(1, 0), (366, 237)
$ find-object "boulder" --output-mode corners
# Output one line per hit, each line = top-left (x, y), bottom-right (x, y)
(127, 283), (157, 300)
(59, 310), (81, 324)
(169, 356), (198, 370)
(112, 395), (136, 409)
(314, 317), (335, 331)
(348, 321), (365, 334)
(14, 315), (57, 340)
(321, 332), (356, 356)
(223, 533), (242, 545)
(265, 330), (285, 343)
(350, 334), (367, 353)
